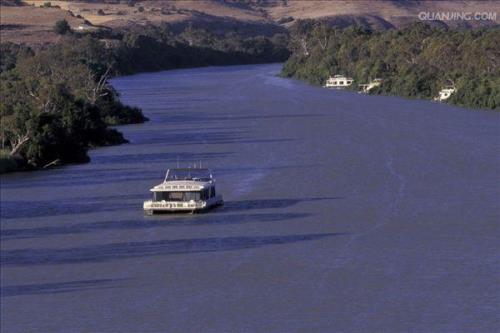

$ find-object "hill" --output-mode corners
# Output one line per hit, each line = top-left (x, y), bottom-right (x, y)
(2, 0), (499, 45)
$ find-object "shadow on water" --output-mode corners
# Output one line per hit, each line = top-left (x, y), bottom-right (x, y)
(1, 194), (145, 219)
(0, 195), (328, 221)
(2, 212), (311, 241)
(1, 170), (156, 189)
(151, 112), (328, 125)
(1, 233), (345, 267)
(220, 197), (342, 212)
(1, 279), (123, 297)
(1, 197), (341, 240)
(1, 166), (322, 220)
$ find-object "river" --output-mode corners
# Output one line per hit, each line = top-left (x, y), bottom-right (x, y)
(1, 64), (498, 332)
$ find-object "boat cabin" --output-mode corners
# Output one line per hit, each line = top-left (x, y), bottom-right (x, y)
(434, 86), (456, 101)
(359, 78), (382, 93)
(324, 75), (354, 88)
(144, 168), (223, 214)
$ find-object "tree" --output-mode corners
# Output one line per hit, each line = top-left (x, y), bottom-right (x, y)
(0, 22), (293, 171)
(282, 21), (500, 110)
(54, 19), (71, 35)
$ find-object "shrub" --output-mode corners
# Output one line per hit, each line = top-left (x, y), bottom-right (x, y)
(0, 150), (18, 174)
(54, 19), (71, 35)
(278, 16), (294, 24)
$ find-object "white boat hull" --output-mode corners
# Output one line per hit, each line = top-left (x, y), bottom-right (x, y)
(143, 195), (223, 214)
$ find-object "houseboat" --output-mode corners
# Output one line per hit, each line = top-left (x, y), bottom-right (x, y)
(359, 78), (382, 93)
(144, 168), (223, 214)
(434, 86), (456, 101)
(324, 75), (354, 88)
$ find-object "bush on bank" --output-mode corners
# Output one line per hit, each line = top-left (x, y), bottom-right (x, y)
(0, 149), (18, 173)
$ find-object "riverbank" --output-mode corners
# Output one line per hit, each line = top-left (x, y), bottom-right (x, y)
(282, 22), (499, 110)
(0, 150), (18, 173)
(0, 26), (289, 174)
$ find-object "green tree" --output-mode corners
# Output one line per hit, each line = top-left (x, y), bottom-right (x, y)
(282, 21), (500, 110)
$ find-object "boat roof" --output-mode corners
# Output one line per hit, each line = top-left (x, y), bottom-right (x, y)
(150, 168), (216, 192)
(168, 168), (210, 172)
(151, 179), (213, 192)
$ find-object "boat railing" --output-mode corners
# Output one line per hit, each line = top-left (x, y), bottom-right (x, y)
(164, 168), (213, 182)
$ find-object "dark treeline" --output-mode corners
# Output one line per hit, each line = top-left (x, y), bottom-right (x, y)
(0, 23), (289, 173)
(113, 23), (289, 73)
(282, 21), (499, 110)
(0, 37), (145, 173)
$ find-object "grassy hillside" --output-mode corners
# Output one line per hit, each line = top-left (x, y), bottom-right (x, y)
(3, 1), (499, 45)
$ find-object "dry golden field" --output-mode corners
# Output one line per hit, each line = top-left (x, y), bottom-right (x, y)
(2, 0), (499, 45)
(1, 4), (88, 44)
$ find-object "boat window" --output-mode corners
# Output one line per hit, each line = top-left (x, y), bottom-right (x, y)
(154, 191), (201, 201)
(183, 192), (201, 201)
(170, 192), (185, 201)
(154, 192), (168, 201)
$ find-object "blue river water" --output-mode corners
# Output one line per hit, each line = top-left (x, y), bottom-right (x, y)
(1, 64), (499, 332)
